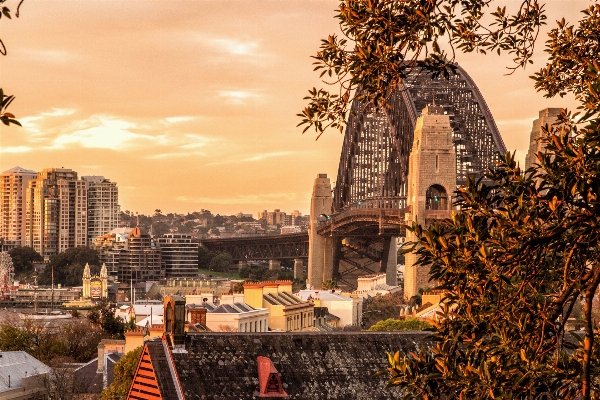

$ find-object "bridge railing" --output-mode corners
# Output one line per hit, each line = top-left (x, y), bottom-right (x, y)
(341, 196), (407, 211)
(319, 208), (405, 226)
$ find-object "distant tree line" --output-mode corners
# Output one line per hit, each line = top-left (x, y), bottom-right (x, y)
(197, 246), (233, 273)
(0, 299), (130, 365)
(8, 246), (100, 287)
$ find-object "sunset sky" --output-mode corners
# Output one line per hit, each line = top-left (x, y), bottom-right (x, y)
(0, 0), (587, 217)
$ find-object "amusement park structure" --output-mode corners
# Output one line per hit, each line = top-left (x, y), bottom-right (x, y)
(0, 252), (14, 299)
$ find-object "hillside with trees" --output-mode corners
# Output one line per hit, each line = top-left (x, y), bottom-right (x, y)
(118, 209), (307, 239)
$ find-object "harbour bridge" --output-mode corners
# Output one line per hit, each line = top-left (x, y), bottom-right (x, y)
(202, 64), (507, 290)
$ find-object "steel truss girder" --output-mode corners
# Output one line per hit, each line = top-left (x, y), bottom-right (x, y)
(333, 237), (388, 290)
(334, 64), (507, 211)
(201, 233), (309, 261)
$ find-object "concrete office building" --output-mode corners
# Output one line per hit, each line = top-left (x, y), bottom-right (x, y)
(91, 227), (131, 280)
(0, 167), (37, 251)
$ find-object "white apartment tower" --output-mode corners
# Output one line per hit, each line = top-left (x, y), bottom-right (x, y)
(0, 167), (38, 250)
(82, 176), (120, 245)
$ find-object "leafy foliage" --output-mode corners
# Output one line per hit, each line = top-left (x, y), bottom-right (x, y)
(88, 299), (126, 339)
(362, 291), (406, 328)
(384, 115), (600, 395)
(367, 318), (432, 332)
(100, 346), (144, 400)
(0, 319), (103, 364)
(0, 87), (21, 126)
(209, 252), (233, 272)
(1, 1), (22, 126)
(372, 4), (600, 397)
(238, 267), (303, 290)
(198, 246), (233, 272)
(39, 246), (100, 286)
(321, 279), (338, 290)
(299, 0), (546, 136)
(304, 0), (600, 397)
(198, 245), (214, 269)
(8, 246), (43, 280)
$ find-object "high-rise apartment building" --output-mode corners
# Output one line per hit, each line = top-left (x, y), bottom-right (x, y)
(25, 168), (85, 257)
(118, 226), (162, 283)
(0, 167), (37, 251)
(82, 176), (120, 245)
(157, 234), (198, 277)
(266, 209), (286, 226)
(91, 227), (131, 280)
(0, 167), (122, 258)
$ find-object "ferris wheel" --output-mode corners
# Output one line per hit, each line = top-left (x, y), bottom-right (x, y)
(0, 252), (14, 296)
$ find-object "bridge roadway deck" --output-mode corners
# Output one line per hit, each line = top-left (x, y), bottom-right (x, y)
(200, 209), (407, 262)
(317, 208), (406, 237)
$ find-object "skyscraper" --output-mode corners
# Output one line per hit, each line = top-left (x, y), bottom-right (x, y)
(25, 168), (84, 257)
(0, 167), (37, 250)
(82, 176), (120, 245)
(2, 166), (120, 258)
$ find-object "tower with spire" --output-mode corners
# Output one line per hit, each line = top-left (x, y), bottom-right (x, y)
(82, 263), (91, 298)
(100, 263), (108, 299)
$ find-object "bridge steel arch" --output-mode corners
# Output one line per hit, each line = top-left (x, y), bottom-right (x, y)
(333, 64), (507, 211)
(319, 64), (507, 290)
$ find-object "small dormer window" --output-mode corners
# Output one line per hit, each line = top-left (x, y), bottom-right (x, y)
(266, 374), (280, 392)
(257, 356), (288, 397)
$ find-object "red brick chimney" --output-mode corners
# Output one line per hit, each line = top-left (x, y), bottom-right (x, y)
(189, 307), (207, 326)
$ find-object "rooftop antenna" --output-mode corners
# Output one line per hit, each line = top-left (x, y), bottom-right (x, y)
(130, 275), (133, 306)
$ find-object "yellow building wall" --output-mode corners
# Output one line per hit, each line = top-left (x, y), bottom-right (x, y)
(265, 303), (286, 331)
(243, 284), (265, 309)
(124, 331), (145, 354)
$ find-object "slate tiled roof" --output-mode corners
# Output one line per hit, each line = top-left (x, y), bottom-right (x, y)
(72, 352), (124, 394)
(212, 303), (256, 314)
(152, 331), (429, 399)
(263, 292), (302, 306)
(325, 313), (341, 323)
(72, 358), (103, 393)
(145, 340), (183, 400)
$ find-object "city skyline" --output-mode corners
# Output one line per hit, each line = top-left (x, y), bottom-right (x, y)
(0, 0), (586, 216)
